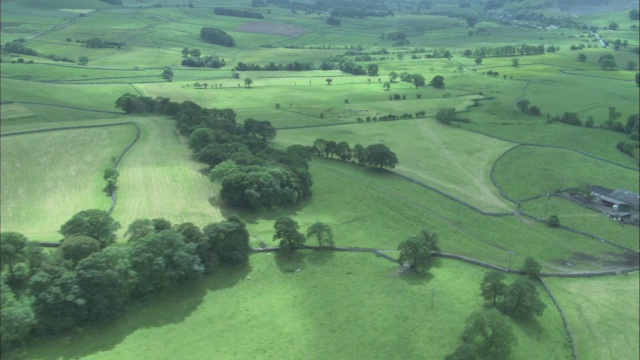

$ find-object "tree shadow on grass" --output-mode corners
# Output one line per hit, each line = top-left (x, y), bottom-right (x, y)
(305, 247), (335, 266)
(219, 198), (312, 225)
(14, 263), (252, 360)
(512, 316), (544, 341)
(274, 249), (307, 273)
(399, 270), (433, 286)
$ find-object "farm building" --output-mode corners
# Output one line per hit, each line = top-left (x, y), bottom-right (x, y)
(590, 186), (640, 212)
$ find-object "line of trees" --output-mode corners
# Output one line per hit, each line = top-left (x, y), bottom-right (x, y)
(337, 60), (379, 76)
(200, 27), (235, 47)
(235, 61), (314, 71)
(310, 138), (398, 169)
(0, 211), (252, 352)
(463, 44), (545, 58)
(213, 7), (264, 19)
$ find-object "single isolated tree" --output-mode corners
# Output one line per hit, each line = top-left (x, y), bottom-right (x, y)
(326, 78), (333, 85)
(577, 53), (587, 62)
(162, 67), (173, 81)
(546, 214), (560, 227)
(511, 58), (519, 67)
(436, 108), (456, 125)
(306, 222), (334, 247)
(429, 75), (445, 89)
(397, 229), (440, 273)
(474, 57), (482, 65)
(78, 56), (89, 65)
(516, 98), (530, 112)
(244, 77), (253, 88)
(480, 271), (507, 306)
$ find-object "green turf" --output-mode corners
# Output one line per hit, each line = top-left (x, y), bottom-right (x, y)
(0, 125), (136, 241)
(545, 273), (640, 360)
(493, 145), (640, 200)
(521, 197), (640, 251)
(5, 254), (571, 360)
(110, 117), (225, 237)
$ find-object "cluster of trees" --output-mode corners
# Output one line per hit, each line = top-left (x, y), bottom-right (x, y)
(84, 37), (125, 49)
(310, 138), (399, 169)
(272, 217), (334, 249)
(200, 27), (235, 47)
(235, 61), (314, 71)
(0, 211), (253, 351)
(330, 7), (392, 18)
(213, 7), (264, 19)
(102, 167), (119, 196)
(435, 108), (470, 125)
(326, 17), (341, 25)
(380, 31), (406, 41)
(515, 99), (541, 116)
(114, 93), (312, 210)
(388, 71), (427, 88)
(180, 47), (226, 69)
(446, 259), (546, 359)
(485, 70), (501, 77)
(2, 40), (38, 57)
(338, 60), (379, 76)
(463, 44), (545, 58)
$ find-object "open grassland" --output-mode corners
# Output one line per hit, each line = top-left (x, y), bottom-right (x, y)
(522, 197), (640, 251)
(238, 158), (631, 273)
(111, 117), (224, 237)
(545, 273), (640, 360)
(0, 124), (136, 241)
(7, 254), (571, 360)
(493, 145), (640, 200)
(463, 123), (638, 169)
(274, 120), (514, 212)
(0, 104), (121, 133)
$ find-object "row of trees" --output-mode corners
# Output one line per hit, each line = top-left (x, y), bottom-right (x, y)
(235, 61), (314, 71)
(338, 60), (379, 76)
(515, 99), (542, 116)
(0, 211), (253, 351)
(463, 44), (545, 59)
(200, 27), (235, 47)
(310, 138), (399, 169)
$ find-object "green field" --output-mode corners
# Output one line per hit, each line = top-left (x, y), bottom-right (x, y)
(545, 273), (640, 360)
(0, 125), (136, 241)
(493, 145), (640, 200)
(111, 117), (225, 235)
(1, 0), (639, 358)
(7, 254), (571, 360)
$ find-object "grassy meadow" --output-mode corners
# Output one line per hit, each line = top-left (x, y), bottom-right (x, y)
(1, 0), (639, 359)
(7, 254), (571, 360)
(0, 124), (136, 241)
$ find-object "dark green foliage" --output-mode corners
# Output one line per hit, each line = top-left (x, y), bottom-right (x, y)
(326, 16), (341, 25)
(220, 165), (307, 209)
(546, 214), (560, 227)
(436, 108), (456, 125)
(181, 55), (225, 68)
(461, 310), (517, 359)
(445, 343), (479, 360)
(430, 75), (445, 88)
(85, 37), (105, 48)
(175, 222), (215, 271)
(152, 218), (172, 232)
(162, 67), (173, 81)
(273, 216), (306, 249)
(397, 229), (440, 273)
(29, 257), (86, 334)
(244, 118), (276, 140)
(125, 219), (153, 243)
(78, 55), (89, 65)
(480, 271), (507, 306)
(577, 53), (586, 62)
(59, 209), (120, 249)
(630, 9), (639, 20)
(365, 143), (398, 168)
(306, 222), (334, 246)
(203, 217), (251, 264)
(598, 54), (617, 70)
(522, 257), (542, 278)
(60, 235), (100, 267)
(200, 27), (235, 47)
(412, 74), (426, 88)
(128, 230), (203, 299)
(1, 232), (28, 278)
(1, 280), (36, 352)
(3, 40), (38, 56)
(501, 278), (546, 319)
(516, 99), (529, 112)
(75, 246), (131, 322)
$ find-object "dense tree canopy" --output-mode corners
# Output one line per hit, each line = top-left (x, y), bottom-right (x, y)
(501, 278), (546, 319)
(460, 310), (517, 359)
(306, 222), (334, 247)
(480, 271), (507, 306)
(200, 27), (235, 47)
(273, 216), (306, 249)
(59, 209), (120, 249)
(430, 75), (445, 88)
(203, 216), (251, 264)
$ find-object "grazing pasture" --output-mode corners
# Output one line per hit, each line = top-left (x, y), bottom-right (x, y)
(8, 254), (571, 360)
(0, 124), (136, 241)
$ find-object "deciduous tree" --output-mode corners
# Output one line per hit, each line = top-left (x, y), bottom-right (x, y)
(306, 222), (334, 247)
(501, 277), (546, 319)
(480, 271), (507, 306)
(59, 209), (120, 249)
